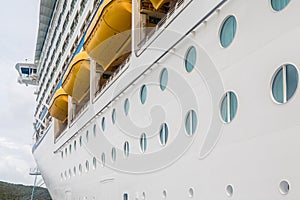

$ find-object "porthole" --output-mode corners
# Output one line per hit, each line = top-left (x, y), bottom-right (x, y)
(220, 15), (237, 48)
(101, 153), (106, 167)
(93, 124), (97, 137)
(73, 166), (76, 176)
(159, 123), (169, 146)
(160, 68), (168, 91)
(124, 98), (130, 116)
(74, 140), (77, 151)
(140, 85), (147, 104)
(220, 91), (238, 123)
(111, 147), (116, 162)
(124, 141), (130, 158)
(188, 188), (194, 198)
(86, 130), (89, 143)
(271, 0), (290, 11)
(162, 190), (167, 199)
(101, 117), (106, 131)
(226, 185), (234, 197)
(65, 148), (68, 157)
(185, 46), (197, 72)
(140, 133), (147, 153)
(93, 157), (97, 170)
(272, 64), (298, 104)
(79, 136), (82, 147)
(112, 108), (116, 124)
(279, 180), (290, 195)
(85, 160), (89, 172)
(185, 110), (197, 136)
(64, 171), (67, 179)
(79, 164), (82, 175)
(69, 144), (72, 154)
(69, 169), (72, 178)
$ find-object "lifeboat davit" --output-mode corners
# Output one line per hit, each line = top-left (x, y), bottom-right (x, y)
(84, 0), (132, 71)
(49, 88), (68, 122)
(62, 51), (90, 103)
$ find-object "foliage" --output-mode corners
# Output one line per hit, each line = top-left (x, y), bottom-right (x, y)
(0, 181), (52, 200)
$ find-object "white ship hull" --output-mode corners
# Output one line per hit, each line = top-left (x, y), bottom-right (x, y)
(28, 0), (300, 199)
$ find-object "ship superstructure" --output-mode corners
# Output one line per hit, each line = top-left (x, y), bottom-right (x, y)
(16, 0), (300, 199)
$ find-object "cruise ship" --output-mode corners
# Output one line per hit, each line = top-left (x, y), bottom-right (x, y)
(15, 0), (300, 199)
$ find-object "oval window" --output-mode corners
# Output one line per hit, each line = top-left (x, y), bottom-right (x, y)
(220, 15), (237, 48)
(112, 109), (116, 124)
(140, 85), (147, 104)
(220, 91), (238, 123)
(140, 133), (147, 153)
(185, 110), (197, 136)
(111, 147), (116, 162)
(101, 117), (106, 131)
(185, 46), (197, 72)
(271, 0), (290, 11)
(124, 98), (130, 116)
(272, 64), (298, 104)
(159, 123), (169, 146)
(93, 124), (97, 137)
(124, 141), (130, 158)
(160, 68), (168, 91)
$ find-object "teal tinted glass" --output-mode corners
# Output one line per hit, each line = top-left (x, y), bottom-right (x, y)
(140, 85), (147, 104)
(220, 94), (228, 123)
(271, 0), (290, 11)
(112, 109), (116, 124)
(185, 110), (197, 136)
(101, 117), (106, 131)
(220, 16), (237, 48)
(272, 68), (284, 103)
(124, 98), (130, 116)
(140, 133), (147, 153)
(220, 92), (238, 123)
(160, 68), (168, 91)
(159, 123), (169, 146)
(286, 64), (298, 101)
(185, 47), (196, 72)
(124, 141), (129, 157)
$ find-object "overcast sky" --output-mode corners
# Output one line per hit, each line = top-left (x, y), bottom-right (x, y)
(0, 0), (39, 185)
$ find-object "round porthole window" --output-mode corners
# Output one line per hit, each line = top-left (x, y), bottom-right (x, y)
(111, 147), (116, 162)
(185, 110), (197, 136)
(271, 0), (290, 11)
(124, 98), (130, 116)
(185, 46), (197, 72)
(101, 117), (106, 131)
(124, 141), (130, 158)
(140, 133), (147, 153)
(140, 85), (147, 104)
(220, 15), (237, 48)
(272, 64), (298, 104)
(112, 109), (116, 124)
(159, 123), (169, 146)
(220, 91), (238, 123)
(160, 68), (168, 91)
(93, 124), (97, 137)
(86, 130), (89, 143)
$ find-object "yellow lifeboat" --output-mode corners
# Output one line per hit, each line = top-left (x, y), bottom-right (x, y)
(62, 51), (90, 103)
(149, 0), (170, 9)
(84, 0), (132, 71)
(49, 88), (68, 122)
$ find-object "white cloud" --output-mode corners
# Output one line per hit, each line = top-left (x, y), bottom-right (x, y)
(0, 0), (39, 185)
